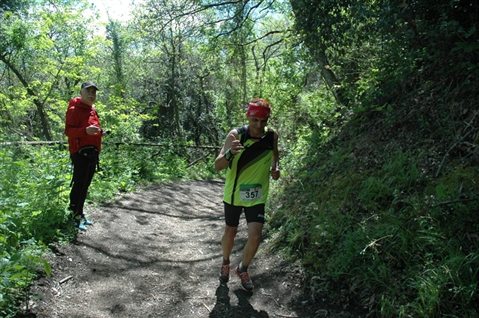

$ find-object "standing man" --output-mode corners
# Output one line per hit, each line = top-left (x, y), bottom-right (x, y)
(215, 98), (280, 292)
(65, 82), (106, 230)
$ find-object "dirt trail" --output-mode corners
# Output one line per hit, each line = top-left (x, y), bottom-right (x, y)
(28, 180), (324, 318)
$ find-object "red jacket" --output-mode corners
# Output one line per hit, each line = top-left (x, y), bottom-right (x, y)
(65, 97), (102, 155)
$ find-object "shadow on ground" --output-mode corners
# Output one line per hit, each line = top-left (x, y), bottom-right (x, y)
(25, 180), (352, 318)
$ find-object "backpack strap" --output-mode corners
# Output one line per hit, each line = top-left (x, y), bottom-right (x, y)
(236, 125), (248, 145)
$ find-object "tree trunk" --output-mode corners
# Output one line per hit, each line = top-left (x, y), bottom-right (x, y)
(289, 0), (348, 107)
(315, 49), (348, 106)
(108, 20), (126, 99)
(0, 54), (52, 140)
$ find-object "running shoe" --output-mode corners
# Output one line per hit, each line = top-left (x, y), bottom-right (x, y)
(83, 218), (93, 226)
(235, 266), (254, 292)
(73, 220), (87, 231)
(219, 264), (231, 283)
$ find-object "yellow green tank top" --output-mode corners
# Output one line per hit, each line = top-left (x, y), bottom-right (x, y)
(223, 125), (275, 207)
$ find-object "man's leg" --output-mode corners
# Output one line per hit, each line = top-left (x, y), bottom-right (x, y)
(234, 222), (263, 291)
(69, 154), (89, 219)
(222, 225), (238, 263)
(241, 222), (263, 267)
(219, 203), (242, 283)
(235, 204), (265, 292)
(235, 222), (263, 292)
(240, 204), (266, 268)
(69, 154), (96, 229)
(77, 161), (96, 219)
(219, 225), (237, 283)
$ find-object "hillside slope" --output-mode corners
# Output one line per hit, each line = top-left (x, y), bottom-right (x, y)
(269, 65), (479, 316)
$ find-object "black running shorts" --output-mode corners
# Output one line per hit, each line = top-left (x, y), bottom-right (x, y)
(223, 202), (265, 226)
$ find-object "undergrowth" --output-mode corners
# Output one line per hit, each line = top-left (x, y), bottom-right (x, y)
(0, 142), (218, 317)
(268, 74), (479, 316)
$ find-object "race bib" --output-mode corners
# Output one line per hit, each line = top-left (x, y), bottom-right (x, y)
(239, 184), (263, 201)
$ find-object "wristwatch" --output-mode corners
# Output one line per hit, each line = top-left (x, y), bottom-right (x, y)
(224, 148), (234, 161)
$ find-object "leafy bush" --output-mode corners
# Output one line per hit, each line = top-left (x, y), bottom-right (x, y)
(270, 135), (479, 316)
(0, 146), (62, 316)
(0, 141), (218, 317)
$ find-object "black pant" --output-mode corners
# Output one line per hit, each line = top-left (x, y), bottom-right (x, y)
(69, 149), (98, 219)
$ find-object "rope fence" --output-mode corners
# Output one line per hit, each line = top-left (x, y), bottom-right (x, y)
(0, 140), (221, 150)
(0, 140), (222, 167)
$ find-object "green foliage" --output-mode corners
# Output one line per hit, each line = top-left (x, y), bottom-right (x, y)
(270, 135), (479, 315)
(0, 141), (218, 316)
(290, 0), (479, 111)
(0, 0), (477, 316)
(0, 146), (62, 315)
(0, 0), (101, 141)
(271, 3), (479, 313)
(0, 245), (51, 317)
